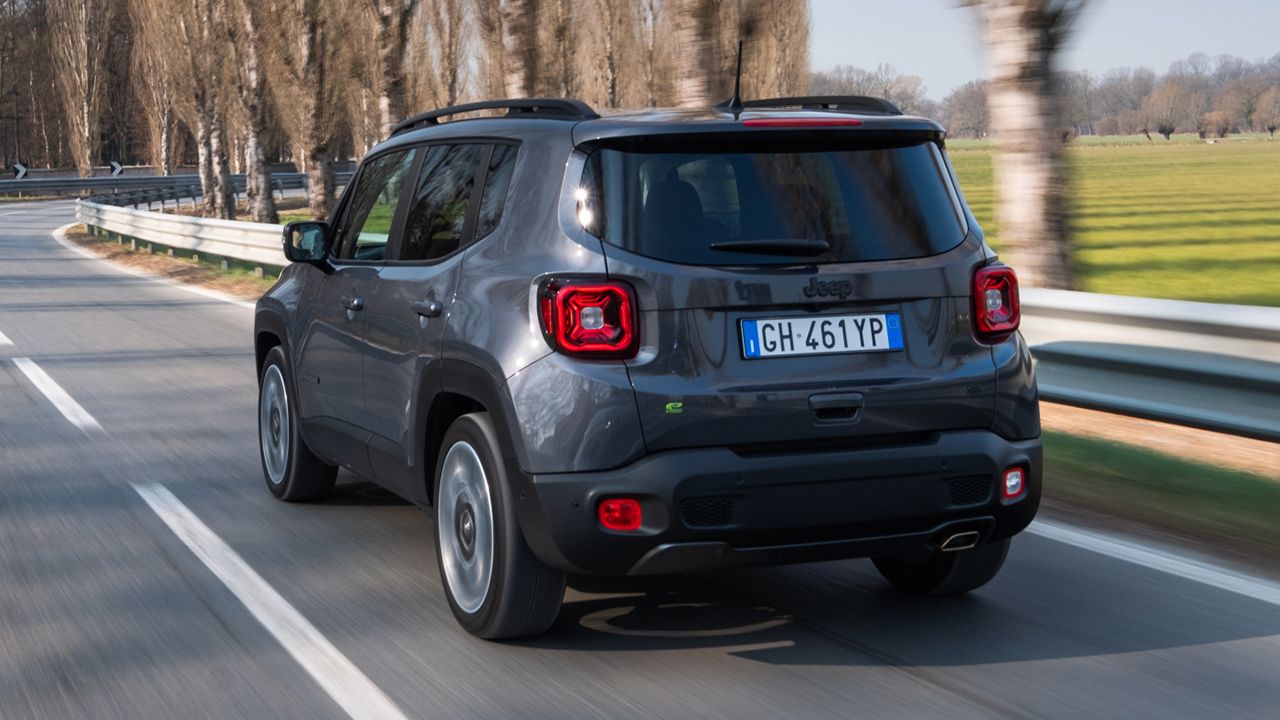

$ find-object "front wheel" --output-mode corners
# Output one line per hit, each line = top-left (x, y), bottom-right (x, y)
(873, 538), (1010, 596)
(258, 346), (337, 502)
(433, 412), (565, 639)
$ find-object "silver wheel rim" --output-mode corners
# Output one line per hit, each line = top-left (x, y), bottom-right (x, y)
(438, 440), (494, 614)
(259, 365), (289, 485)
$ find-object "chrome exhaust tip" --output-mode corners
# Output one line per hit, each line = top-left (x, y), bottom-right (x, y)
(940, 530), (980, 552)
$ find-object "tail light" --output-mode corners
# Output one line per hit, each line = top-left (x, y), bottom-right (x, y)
(973, 265), (1020, 342)
(537, 278), (638, 358)
(598, 498), (643, 532)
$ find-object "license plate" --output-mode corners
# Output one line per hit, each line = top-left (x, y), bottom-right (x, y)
(740, 313), (904, 359)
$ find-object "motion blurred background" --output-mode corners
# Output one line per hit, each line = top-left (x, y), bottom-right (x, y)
(2, 1), (1278, 718)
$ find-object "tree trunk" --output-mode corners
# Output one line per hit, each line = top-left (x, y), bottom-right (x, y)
(979, 0), (1079, 290)
(305, 142), (333, 221)
(195, 113), (215, 216)
(502, 0), (539, 97)
(236, 0), (277, 223)
(672, 0), (716, 108)
(209, 113), (236, 220)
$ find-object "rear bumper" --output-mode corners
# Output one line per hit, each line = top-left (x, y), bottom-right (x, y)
(512, 430), (1042, 576)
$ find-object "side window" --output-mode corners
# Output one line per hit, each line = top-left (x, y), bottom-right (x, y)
(399, 144), (486, 262)
(474, 144), (518, 239)
(333, 148), (417, 261)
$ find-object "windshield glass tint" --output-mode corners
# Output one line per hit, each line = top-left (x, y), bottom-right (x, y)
(585, 141), (965, 265)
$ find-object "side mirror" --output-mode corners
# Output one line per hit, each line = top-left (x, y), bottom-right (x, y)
(283, 221), (332, 265)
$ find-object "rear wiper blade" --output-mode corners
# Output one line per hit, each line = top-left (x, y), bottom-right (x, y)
(709, 238), (830, 256)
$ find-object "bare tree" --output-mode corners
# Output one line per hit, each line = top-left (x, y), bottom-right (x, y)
(1255, 87), (1280, 137)
(1202, 110), (1230, 139)
(1142, 81), (1190, 139)
(502, 0), (539, 97)
(967, 0), (1089, 290)
(671, 0), (716, 107)
(371, 0), (421, 137)
(811, 64), (929, 114)
(409, 0), (465, 108)
(227, 0), (277, 222)
(545, 0), (577, 97)
(473, 0), (506, 99)
(942, 79), (989, 137)
(264, 0), (349, 220)
(129, 1), (177, 174)
(47, 0), (115, 176)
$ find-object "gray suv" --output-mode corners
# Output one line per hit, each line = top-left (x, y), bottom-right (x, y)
(254, 97), (1042, 639)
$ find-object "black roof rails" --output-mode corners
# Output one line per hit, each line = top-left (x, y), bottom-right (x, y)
(742, 96), (903, 116)
(391, 98), (599, 136)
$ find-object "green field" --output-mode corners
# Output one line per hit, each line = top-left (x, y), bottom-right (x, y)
(947, 134), (1280, 306)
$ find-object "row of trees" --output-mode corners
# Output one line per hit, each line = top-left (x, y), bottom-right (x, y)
(827, 51), (1280, 140)
(2, 0), (810, 220)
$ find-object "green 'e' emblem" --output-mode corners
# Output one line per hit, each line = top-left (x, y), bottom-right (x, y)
(665, 401), (684, 414)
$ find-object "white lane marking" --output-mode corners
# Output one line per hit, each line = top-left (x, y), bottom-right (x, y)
(51, 223), (256, 310)
(0, 329), (12, 346)
(1029, 519), (1280, 608)
(132, 483), (410, 720)
(11, 357), (103, 433)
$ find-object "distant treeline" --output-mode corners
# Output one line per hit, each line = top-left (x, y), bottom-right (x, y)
(812, 53), (1280, 140)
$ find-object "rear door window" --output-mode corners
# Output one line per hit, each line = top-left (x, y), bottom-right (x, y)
(474, 144), (518, 239)
(399, 144), (487, 262)
(582, 139), (965, 265)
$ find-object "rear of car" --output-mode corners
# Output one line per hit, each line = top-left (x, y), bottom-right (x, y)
(519, 111), (1041, 578)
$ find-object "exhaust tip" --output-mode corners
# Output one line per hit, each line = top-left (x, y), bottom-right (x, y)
(940, 530), (980, 552)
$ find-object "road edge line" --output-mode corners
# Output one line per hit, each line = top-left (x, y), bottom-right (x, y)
(11, 356), (104, 434)
(1028, 519), (1280, 607)
(52, 222), (256, 310)
(132, 483), (410, 720)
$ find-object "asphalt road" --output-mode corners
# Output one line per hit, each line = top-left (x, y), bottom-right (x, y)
(2, 201), (1278, 720)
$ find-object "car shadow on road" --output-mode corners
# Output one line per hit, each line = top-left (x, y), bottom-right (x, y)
(523, 553), (1280, 669)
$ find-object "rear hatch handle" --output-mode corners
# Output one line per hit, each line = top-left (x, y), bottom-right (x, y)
(808, 392), (864, 425)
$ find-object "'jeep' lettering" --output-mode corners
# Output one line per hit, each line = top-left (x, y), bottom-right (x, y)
(802, 278), (854, 300)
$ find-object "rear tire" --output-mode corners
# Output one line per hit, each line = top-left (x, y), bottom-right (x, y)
(433, 412), (565, 639)
(873, 538), (1010, 596)
(258, 346), (337, 502)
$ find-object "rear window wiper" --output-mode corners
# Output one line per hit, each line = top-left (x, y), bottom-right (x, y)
(709, 238), (831, 256)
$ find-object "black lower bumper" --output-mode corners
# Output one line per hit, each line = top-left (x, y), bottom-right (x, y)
(511, 430), (1042, 576)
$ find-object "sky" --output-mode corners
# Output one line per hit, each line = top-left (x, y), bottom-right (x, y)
(810, 0), (1280, 99)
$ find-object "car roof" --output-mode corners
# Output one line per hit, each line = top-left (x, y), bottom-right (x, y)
(372, 104), (946, 156)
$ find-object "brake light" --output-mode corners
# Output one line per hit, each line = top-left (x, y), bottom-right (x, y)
(598, 498), (642, 532)
(537, 279), (638, 358)
(973, 265), (1020, 342)
(742, 118), (863, 128)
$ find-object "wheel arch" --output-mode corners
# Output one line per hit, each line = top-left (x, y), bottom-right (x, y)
(415, 359), (529, 506)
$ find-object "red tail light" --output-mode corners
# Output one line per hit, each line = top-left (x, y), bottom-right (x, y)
(1002, 466), (1027, 501)
(973, 265), (1020, 342)
(598, 498), (643, 532)
(537, 279), (638, 358)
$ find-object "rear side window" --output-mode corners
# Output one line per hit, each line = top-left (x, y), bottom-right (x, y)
(582, 139), (965, 265)
(474, 144), (518, 239)
(400, 144), (486, 261)
(334, 148), (417, 261)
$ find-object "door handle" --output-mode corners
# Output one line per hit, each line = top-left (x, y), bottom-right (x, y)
(341, 296), (364, 311)
(413, 300), (444, 318)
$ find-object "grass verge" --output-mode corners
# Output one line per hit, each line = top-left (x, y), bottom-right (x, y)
(948, 133), (1280, 306)
(1043, 430), (1280, 564)
(67, 224), (277, 300)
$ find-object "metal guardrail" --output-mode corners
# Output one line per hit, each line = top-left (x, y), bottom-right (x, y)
(76, 199), (286, 268)
(1021, 289), (1280, 442)
(2, 171), (353, 197)
(66, 199), (1280, 440)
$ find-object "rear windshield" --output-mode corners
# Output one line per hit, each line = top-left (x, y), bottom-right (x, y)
(580, 139), (966, 265)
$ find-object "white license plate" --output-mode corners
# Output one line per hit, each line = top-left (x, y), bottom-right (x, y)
(740, 313), (904, 359)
